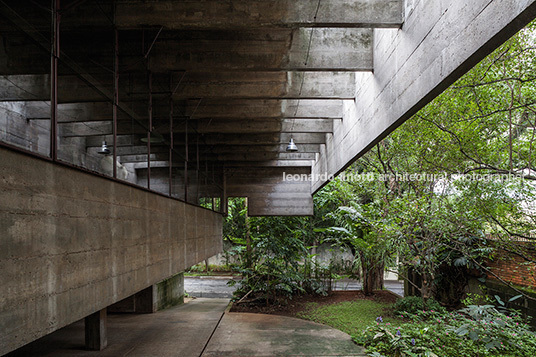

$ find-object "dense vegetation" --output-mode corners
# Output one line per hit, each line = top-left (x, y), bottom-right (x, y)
(217, 20), (536, 357)
(223, 21), (536, 309)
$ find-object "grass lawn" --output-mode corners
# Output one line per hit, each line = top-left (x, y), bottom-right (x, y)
(297, 300), (403, 336)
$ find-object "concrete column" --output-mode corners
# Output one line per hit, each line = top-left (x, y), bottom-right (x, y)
(84, 309), (107, 351)
(133, 286), (157, 313)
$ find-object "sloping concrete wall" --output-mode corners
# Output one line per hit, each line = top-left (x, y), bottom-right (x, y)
(312, 0), (536, 192)
(0, 147), (223, 355)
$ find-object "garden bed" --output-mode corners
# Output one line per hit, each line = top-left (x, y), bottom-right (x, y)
(229, 290), (398, 318)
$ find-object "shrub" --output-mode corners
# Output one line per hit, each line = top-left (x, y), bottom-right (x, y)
(393, 296), (446, 316)
(357, 304), (536, 357)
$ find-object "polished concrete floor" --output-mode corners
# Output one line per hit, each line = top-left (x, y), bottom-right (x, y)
(7, 298), (366, 357)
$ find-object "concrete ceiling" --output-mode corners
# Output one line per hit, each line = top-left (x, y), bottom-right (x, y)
(0, 0), (403, 169)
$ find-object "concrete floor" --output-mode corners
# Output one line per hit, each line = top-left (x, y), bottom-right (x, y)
(7, 298), (366, 357)
(185, 276), (404, 298)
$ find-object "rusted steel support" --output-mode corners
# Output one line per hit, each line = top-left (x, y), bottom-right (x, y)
(169, 75), (174, 196)
(147, 71), (152, 189)
(112, 21), (119, 178)
(50, 0), (60, 160)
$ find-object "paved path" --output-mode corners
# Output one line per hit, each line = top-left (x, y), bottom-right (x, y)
(185, 276), (404, 298)
(7, 298), (229, 357)
(204, 312), (366, 356)
(7, 298), (366, 357)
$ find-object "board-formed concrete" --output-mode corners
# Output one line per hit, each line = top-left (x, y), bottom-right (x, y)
(311, 0), (536, 192)
(0, 147), (223, 355)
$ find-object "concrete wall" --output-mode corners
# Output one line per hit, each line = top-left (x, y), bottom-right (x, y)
(312, 0), (536, 192)
(0, 147), (223, 355)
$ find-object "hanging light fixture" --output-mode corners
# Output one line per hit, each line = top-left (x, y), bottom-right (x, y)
(98, 141), (111, 155)
(286, 137), (298, 152)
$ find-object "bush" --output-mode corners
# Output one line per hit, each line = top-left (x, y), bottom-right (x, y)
(393, 296), (446, 316)
(357, 304), (536, 357)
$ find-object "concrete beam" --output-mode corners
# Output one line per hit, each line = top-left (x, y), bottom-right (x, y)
(0, 72), (356, 101)
(187, 99), (343, 119)
(147, 28), (372, 72)
(311, 0), (536, 192)
(226, 167), (313, 216)
(115, 0), (403, 29)
(282, 119), (334, 133)
(62, 118), (334, 136)
(87, 132), (327, 148)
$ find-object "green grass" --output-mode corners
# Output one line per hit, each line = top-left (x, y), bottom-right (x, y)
(297, 300), (403, 336)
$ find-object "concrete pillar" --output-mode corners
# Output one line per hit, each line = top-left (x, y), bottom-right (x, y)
(133, 286), (157, 313)
(84, 308), (107, 351)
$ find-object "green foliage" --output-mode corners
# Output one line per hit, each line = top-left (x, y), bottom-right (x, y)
(225, 198), (335, 303)
(393, 296), (446, 316)
(223, 22), (536, 306)
(296, 300), (403, 337)
(359, 305), (536, 357)
(461, 292), (494, 307)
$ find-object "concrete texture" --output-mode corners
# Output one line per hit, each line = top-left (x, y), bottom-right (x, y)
(203, 313), (366, 356)
(312, 0), (536, 192)
(7, 298), (366, 357)
(0, 148), (223, 355)
(6, 298), (230, 357)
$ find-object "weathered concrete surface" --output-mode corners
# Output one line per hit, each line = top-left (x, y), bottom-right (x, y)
(203, 313), (366, 356)
(108, 272), (185, 313)
(0, 72), (357, 101)
(312, 0), (536, 192)
(6, 298), (230, 357)
(115, 0), (403, 29)
(226, 167), (314, 216)
(6, 299), (366, 357)
(0, 147), (223, 355)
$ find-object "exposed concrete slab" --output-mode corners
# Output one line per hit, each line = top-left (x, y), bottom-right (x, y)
(6, 298), (230, 357)
(0, 72), (357, 102)
(7, 298), (366, 357)
(203, 313), (366, 356)
(115, 0), (403, 30)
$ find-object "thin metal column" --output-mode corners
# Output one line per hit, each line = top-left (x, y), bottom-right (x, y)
(184, 118), (188, 202)
(147, 71), (152, 189)
(112, 21), (119, 178)
(169, 75), (174, 197)
(50, 0), (60, 160)
(196, 135), (199, 203)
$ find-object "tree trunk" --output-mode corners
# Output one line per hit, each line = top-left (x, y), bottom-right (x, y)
(361, 255), (384, 296)
(421, 272), (434, 301)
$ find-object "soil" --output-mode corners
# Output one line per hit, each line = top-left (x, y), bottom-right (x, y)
(229, 290), (399, 318)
